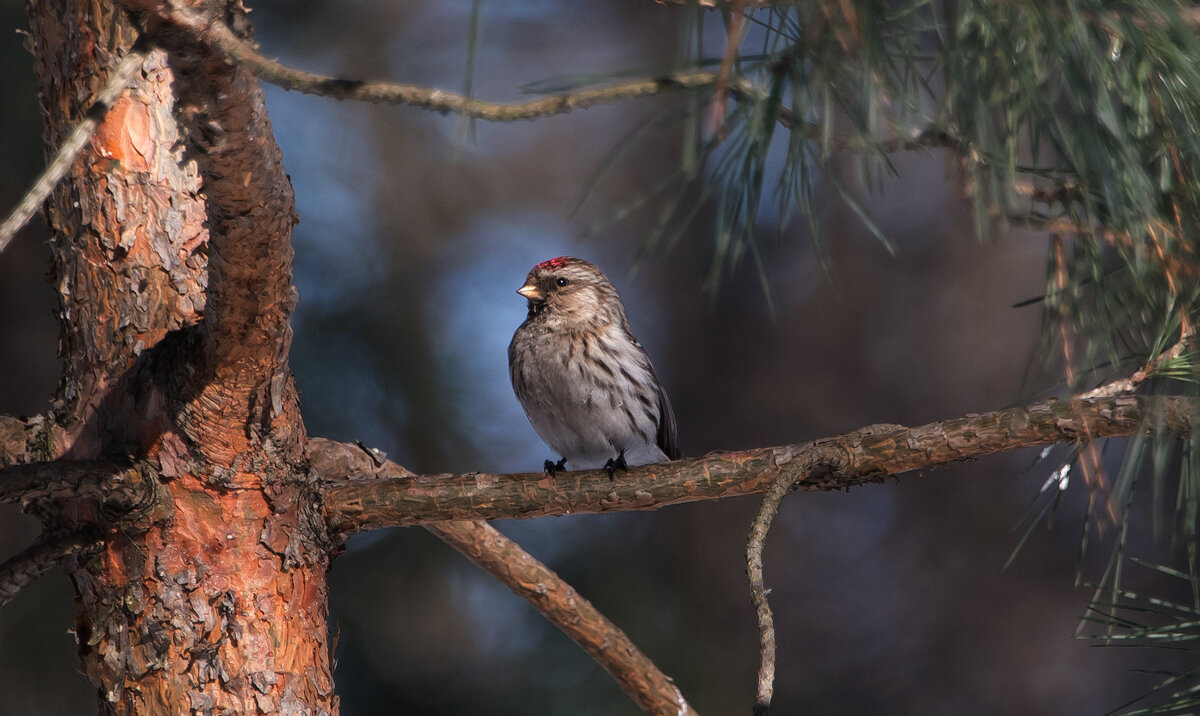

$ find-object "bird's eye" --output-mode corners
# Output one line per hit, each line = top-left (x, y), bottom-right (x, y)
(556, 277), (569, 287)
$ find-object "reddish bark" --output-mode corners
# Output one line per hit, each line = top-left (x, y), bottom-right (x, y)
(429, 519), (698, 716)
(27, 0), (207, 458)
(21, 0), (332, 713)
(5, 1), (1197, 714)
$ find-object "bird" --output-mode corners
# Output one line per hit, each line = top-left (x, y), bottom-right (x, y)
(508, 256), (680, 478)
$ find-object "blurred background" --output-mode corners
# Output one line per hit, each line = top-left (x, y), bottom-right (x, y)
(0, 1), (1189, 714)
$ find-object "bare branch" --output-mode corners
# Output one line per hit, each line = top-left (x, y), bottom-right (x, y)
(320, 395), (1192, 534)
(0, 461), (125, 506)
(747, 484), (783, 716)
(140, 2), (974, 158)
(1082, 337), (1193, 400)
(746, 489), (780, 716)
(0, 532), (96, 609)
(428, 520), (698, 716)
(745, 446), (849, 715)
(0, 460), (172, 531)
(311, 441), (697, 712)
(150, 4), (717, 120)
(0, 42), (146, 254)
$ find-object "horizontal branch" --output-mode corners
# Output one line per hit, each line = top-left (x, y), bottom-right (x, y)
(320, 395), (1192, 534)
(0, 532), (95, 609)
(143, 2), (979, 161)
(0, 459), (171, 529)
(0, 460), (124, 506)
(152, 4), (717, 120)
(428, 520), (696, 715)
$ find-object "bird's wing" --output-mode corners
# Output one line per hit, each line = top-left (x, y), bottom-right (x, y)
(655, 380), (681, 460)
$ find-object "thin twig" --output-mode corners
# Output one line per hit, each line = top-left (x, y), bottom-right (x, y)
(427, 519), (698, 716)
(0, 43), (146, 253)
(1147, 221), (1194, 339)
(153, 3), (968, 160)
(746, 475), (792, 715)
(745, 446), (847, 715)
(706, 0), (750, 138)
(1080, 337), (1193, 400)
(1009, 214), (1200, 281)
(0, 532), (95, 609)
(156, 5), (717, 120)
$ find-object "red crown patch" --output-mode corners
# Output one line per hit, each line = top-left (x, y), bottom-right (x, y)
(535, 256), (572, 271)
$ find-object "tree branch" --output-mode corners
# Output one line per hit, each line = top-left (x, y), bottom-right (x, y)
(309, 440), (697, 713)
(0, 461), (126, 507)
(135, 0), (978, 165)
(0, 459), (172, 531)
(745, 446), (849, 716)
(320, 395), (1191, 533)
(0, 415), (48, 467)
(1081, 336), (1193, 400)
(746, 475), (790, 716)
(148, 4), (717, 120)
(0, 41), (147, 254)
(1008, 215), (1200, 297)
(0, 532), (96, 609)
(151, 2), (974, 161)
(428, 520), (697, 716)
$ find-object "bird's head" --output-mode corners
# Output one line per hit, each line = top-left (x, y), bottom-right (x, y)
(517, 257), (622, 323)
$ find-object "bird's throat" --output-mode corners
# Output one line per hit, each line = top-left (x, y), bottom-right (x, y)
(526, 301), (546, 319)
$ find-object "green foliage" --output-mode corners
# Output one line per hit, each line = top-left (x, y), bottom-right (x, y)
(1081, 561), (1200, 715)
(659, 1), (1200, 711)
(527, 1), (1200, 709)
(544, 2), (1200, 709)
(659, 0), (937, 295)
(566, 1), (1200, 314)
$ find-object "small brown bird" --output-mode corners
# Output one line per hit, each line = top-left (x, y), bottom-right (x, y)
(508, 257), (680, 476)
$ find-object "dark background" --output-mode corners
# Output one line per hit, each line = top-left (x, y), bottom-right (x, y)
(0, 2), (1183, 714)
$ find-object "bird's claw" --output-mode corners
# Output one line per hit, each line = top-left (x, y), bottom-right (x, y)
(603, 450), (628, 480)
(544, 457), (567, 476)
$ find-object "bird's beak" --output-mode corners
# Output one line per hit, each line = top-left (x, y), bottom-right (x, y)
(517, 283), (542, 301)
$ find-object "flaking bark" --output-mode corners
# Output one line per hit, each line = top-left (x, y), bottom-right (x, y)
(21, 1), (333, 713)
(429, 520), (699, 716)
(6, 1), (1200, 714)
(320, 395), (1186, 532)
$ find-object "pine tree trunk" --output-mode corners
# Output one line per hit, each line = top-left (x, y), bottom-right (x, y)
(23, 1), (335, 712)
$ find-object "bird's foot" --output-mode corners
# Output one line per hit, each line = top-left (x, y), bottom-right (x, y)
(603, 449), (628, 480)
(544, 457), (567, 476)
